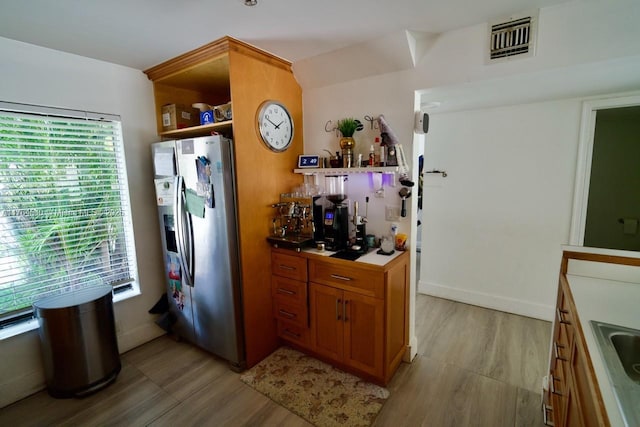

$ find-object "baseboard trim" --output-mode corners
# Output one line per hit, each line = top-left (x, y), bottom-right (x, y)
(116, 322), (165, 353)
(419, 280), (554, 321)
(403, 335), (418, 362)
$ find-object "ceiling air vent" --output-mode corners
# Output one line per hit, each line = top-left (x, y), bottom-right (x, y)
(488, 11), (538, 62)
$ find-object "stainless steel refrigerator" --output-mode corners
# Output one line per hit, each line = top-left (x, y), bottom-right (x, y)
(152, 135), (244, 369)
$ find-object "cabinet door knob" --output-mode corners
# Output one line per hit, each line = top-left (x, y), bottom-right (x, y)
(556, 308), (571, 325)
(343, 300), (349, 322)
(550, 374), (563, 396)
(336, 298), (342, 320)
(554, 342), (567, 362)
(542, 403), (555, 426)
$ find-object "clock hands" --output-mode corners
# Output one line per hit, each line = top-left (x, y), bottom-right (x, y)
(265, 117), (286, 129)
(265, 117), (278, 127)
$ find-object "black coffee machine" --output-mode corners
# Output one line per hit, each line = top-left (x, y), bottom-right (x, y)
(323, 175), (349, 251)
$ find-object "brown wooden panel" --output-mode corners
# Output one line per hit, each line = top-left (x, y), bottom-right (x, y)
(271, 251), (308, 281)
(342, 291), (384, 379)
(308, 259), (384, 298)
(228, 46), (302, 368)
(271, 275), (307, 307)
(385, 256), (408, 382)
(277, 319), (309, 347)
(273, 299), (307, 328)
(309, 283), (343, 362)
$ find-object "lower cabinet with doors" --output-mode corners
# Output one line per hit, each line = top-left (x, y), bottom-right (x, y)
(543, 252), (610, 427)
(270, 247), (409, 385)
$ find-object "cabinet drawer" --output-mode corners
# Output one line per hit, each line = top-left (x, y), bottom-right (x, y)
(309, 259), (383, 298)
(273, 299), (308, 328)
(272, 276), (307, 306)
(277, 319), (309, 347)
(272, 251), (307, 281)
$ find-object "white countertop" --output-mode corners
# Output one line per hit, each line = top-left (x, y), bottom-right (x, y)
(302, 247), (405, 267)
(566, 274), (640, 427)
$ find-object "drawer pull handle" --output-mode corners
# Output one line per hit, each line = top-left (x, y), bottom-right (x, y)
(336, 298), (341, 320)
(278, 309), (296, 319)
(330, 274), (352, 281)
(554, 342), (567, 362)
(556, 308), (571, 325)
(542, 403), (555, 426)
(277, 288), (295, 296)
(279, 264), (295, 271)
(550, 375), (563, 396)
(282, 329), (301, 339)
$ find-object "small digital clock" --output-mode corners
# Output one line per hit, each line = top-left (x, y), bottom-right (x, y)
(297, 155), (320, 168)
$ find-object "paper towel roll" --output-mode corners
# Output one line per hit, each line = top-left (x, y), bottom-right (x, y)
(622, 218), (638, 235)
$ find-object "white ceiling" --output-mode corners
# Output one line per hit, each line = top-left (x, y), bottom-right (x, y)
(0, 0), (571, 71)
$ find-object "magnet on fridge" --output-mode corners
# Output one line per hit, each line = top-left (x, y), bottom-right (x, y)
(185, 188), (205, 218)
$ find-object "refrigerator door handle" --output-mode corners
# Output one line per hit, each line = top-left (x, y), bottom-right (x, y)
(175, 176), (194, 287)
(182, 187), (195, 283)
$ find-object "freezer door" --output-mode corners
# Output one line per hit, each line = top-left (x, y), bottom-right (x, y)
(175, 136), (244, 366)
(157, 201), (196, 344)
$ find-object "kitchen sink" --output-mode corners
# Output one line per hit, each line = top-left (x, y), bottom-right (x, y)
(591, 321), (640, 427)
(610, 333), (640, 384)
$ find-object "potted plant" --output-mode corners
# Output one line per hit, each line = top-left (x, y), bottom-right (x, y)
(337, 118), (358, 138)
(337, 118), (358, 167)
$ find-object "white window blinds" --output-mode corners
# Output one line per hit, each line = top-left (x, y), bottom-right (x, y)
(0, 103), (138, 321)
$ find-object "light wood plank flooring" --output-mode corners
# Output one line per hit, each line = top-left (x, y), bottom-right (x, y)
(0, 295), (551, 426)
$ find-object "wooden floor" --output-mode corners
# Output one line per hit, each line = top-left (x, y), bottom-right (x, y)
(0, 295), (551, 426)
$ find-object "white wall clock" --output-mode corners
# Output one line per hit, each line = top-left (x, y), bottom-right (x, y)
(256, 100), (294, 152)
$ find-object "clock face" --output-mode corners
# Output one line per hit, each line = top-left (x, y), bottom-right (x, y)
(257, 101), (294, 152)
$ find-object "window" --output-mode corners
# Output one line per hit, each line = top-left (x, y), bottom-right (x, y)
(0, 102), (138, 327)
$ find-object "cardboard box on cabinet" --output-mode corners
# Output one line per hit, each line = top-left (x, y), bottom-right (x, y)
(161, 104), (198, 131)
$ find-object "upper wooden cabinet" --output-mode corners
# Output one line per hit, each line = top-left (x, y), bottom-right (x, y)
(144, 37), (304, 368)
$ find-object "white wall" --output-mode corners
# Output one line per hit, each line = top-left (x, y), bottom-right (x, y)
(0, 37), (164, 407)
(421, 99), (580, 319)
(299, 0), (640, 347)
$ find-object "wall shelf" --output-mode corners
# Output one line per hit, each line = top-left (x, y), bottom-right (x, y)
(294, 166), (398, 174)
(159, 120), (233, 139)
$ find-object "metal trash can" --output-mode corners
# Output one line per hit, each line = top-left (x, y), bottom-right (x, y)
(33, 285), (121, 398)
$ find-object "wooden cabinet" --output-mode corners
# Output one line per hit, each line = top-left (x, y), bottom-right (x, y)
(313, 254), (409, 384)
(271, 251), (309, 347)
(144, 37), (304, 368)
(544, 255), (609, 427)
(309, 283), (384, 378)
(270, 248), (409, 385)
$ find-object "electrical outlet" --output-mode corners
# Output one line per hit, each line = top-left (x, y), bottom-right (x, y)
(385, 206), (400, 221)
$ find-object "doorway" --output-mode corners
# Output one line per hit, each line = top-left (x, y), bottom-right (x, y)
(570, 93), (640, 251)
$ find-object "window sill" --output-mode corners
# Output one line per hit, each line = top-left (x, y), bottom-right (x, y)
(0, 285), (141, 341)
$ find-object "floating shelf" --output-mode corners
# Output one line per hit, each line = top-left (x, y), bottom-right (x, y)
(294, 166), (399, 174)
(159, 120), (233, 139)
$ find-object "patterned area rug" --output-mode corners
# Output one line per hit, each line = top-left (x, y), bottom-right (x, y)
(240, 347), (389, 427)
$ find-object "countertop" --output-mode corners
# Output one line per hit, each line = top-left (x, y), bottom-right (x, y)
(300, 247), (406, 267)
(566, 273), (640, 427)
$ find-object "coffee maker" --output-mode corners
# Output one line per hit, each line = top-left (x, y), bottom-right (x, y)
(267, 194), (322, 251)
(323, 175), (349, 251)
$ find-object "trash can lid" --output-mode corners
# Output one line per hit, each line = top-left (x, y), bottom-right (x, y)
(33, 285), (113, 310)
